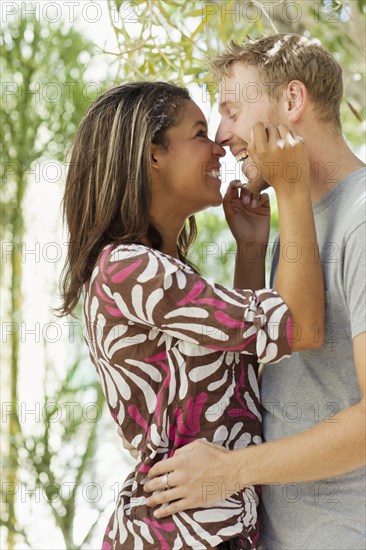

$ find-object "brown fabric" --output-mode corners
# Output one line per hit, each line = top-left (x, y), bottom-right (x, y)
(83, 244), (292, 549)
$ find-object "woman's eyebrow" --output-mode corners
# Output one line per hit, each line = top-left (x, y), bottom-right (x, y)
(192, 120), (208, 129)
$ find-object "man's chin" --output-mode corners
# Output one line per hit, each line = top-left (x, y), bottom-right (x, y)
(241, 161), (270, 195)
(246, 178), (270, 195)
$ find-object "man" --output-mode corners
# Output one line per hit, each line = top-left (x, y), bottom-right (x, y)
(144, 34), (366, 548)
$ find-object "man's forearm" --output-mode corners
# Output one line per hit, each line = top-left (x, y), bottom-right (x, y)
(234, 401), (366, 487)
(143, 399), (365, 518)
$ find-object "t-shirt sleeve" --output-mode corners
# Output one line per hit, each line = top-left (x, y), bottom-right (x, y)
(343, 222), (366, 338)
(97, 244), (292, 364)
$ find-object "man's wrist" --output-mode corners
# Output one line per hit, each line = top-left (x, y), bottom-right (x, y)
(231, 445), (261, 489)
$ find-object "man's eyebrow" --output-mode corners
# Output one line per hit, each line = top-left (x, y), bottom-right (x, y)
(218, 101), (236, 113)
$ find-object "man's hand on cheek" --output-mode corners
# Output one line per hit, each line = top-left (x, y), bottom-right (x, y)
(144, 440), (238, 519)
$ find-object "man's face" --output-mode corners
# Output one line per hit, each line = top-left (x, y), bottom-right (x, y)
(215, 62), (283, 194)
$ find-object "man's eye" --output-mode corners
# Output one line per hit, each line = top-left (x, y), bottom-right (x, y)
(196, 130), (208, 137)
(229, 113), (238, 121)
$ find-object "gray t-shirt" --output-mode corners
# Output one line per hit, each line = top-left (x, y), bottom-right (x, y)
(259, 167), (366, 549)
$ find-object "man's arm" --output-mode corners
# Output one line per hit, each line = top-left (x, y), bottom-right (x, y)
(144, 332), (365, 518)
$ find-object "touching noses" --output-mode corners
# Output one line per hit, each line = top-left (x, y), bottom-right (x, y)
(212, 139), (226, 158)
(215, 120), (231, 147)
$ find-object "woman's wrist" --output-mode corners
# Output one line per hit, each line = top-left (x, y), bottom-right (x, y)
(275, 185), (311, 204)
(235, 241), (268, 258)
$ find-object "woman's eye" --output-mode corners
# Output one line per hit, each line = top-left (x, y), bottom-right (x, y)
(229, 113), (238, 121)
(196, 130), (208, 138)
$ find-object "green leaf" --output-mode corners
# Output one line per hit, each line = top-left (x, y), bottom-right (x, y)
(186, 9), (206, 18)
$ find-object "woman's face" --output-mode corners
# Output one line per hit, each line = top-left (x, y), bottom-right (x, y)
(151, 100), (226, 217)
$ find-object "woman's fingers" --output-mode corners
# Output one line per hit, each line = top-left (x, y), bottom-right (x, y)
(242, 191), (258, 208)
(277, 123), (299, 146)
(240, 185), (269, 209)
(267, 124), (281, 146)
(225, 180), (265, 209)
(248, 121), (265, 160)
(223, 179), (244, 203)
(228, 179), (244, 189)
(291, 128), (305, 145)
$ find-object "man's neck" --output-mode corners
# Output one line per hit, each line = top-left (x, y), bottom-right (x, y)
(305, 127), (365, 204)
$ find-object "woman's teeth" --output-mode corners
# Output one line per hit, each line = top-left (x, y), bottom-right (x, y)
(235, 151), (249, 162)
(206, 170), (221, 178)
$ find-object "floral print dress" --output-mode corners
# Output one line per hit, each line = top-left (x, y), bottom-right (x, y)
(83, 244), (292, 549)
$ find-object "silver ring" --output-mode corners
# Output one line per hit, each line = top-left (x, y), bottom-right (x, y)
(163, 472), (170, 490)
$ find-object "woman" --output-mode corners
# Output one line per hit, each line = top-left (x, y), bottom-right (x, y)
(59, 82), (323, 549)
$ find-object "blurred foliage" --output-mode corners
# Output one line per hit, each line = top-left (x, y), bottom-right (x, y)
(1, 334), (105, 549)
(106, 0), (365, 147)
(0, 12), (105, 550)
(0, 15), (99, 238)
(190, 209), (237, 285)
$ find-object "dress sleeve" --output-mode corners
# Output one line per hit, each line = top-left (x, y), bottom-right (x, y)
(97, 244), (292, 364)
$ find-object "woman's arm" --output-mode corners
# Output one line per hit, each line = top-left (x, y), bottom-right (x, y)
(224, 124), (324, 350)
(98, 243), (292, 364)
(247, 123), (324, 350)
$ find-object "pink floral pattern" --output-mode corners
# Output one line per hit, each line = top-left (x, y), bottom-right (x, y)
(83, 244), (292, 549)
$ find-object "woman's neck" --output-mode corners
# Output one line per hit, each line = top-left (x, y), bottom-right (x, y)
(161, 234), (180, 259)
(148, 209), (185, 259)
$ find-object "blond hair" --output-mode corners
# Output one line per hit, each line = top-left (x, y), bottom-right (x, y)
(209, 34), (343, 128)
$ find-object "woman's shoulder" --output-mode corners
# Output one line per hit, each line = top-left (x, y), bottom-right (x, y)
(103, 243), (192, 270)
(96, 243), (194, 280)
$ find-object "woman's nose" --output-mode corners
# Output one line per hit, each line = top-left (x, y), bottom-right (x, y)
(213, 140), (226, 158)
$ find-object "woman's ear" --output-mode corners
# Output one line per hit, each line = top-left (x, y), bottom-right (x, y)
(150, 144), (162, 170)
(284, 80), (308, 123)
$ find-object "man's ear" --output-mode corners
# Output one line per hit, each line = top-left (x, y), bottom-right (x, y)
(284, 80), (308, 123)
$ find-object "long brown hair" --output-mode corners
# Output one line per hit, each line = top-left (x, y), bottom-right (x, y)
(59, 82), (197, 317)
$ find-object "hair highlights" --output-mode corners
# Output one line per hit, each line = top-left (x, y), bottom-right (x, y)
(59, 82), (196, 316)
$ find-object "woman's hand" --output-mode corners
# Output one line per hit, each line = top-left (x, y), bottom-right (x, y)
(144, 440), (240, 519)
(223, 180), (270, 247)
(247, 123), (309, 197)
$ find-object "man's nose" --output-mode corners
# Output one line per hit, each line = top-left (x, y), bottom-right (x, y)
(215, 121), (231, 146)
